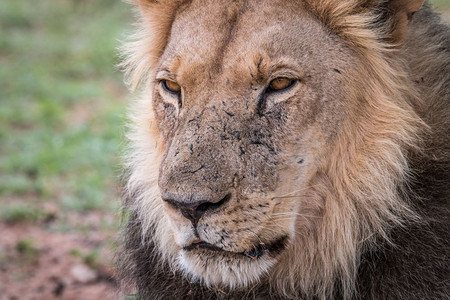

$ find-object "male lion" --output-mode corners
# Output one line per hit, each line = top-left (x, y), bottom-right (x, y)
(118, 0), (449, 299)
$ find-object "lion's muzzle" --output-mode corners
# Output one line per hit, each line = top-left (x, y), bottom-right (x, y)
(162, 193), (232, 225)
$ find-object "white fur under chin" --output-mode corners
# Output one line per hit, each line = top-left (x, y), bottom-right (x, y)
(178, 250), (276, 289)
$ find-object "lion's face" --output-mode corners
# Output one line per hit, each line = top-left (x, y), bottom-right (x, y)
(151, 0), (353, 287)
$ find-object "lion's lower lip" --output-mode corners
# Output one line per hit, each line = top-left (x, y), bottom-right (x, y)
(184, 241), (224, 252)
(183, 235), (288, 259)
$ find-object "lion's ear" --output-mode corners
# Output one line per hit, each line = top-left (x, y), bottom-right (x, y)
(305, 0), (424, 48)
(134, 0), (183, 61)
(121, 0), (184, 89)
(375, 0), (424, 45)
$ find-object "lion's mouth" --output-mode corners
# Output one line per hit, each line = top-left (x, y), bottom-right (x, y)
(183, 235), (288, 259)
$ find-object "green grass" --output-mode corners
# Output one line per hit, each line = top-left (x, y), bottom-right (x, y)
(1, 203), (51, 224)
(70, 248), (101, 269)
(0, 0), (132, 215)
(431, 0), (450, 21)
(15, 239), (39, 264)
(432, 0), (450, 8)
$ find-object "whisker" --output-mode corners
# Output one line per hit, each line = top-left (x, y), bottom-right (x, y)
(271, 185), (318, 200)
(271, 195), (307, 199)
(271, 212), (321, 218)
(246, 228), (265, 245)
(264, 223), (308, 239)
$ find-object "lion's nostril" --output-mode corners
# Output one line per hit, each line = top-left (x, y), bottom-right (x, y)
(196, 193), (231, 215)
(163, 193), (231, 225)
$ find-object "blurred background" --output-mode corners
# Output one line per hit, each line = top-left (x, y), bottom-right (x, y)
(0, 0), (130, 299)
(0, 0), (448, 299)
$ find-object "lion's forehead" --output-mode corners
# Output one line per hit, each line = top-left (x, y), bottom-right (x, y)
(161, 0), (350, 91)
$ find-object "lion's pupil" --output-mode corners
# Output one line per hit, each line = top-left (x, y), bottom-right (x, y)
(163, 80), (181, 93)
(270, 78), (291, 90)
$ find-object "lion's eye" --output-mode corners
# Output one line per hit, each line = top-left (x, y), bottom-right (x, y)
(161, 80), (181, 94)
(268, 77), (295, 92)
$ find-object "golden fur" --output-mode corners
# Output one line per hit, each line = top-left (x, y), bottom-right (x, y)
(119, 1), (448, 299)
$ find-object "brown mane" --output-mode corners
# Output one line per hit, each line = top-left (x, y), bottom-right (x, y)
(118, 1), (449, 299)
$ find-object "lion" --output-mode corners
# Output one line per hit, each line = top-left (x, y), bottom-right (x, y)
(117, 0), (449, 299)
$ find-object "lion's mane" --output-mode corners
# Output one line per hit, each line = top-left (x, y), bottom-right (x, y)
(117, 1), (449, 299)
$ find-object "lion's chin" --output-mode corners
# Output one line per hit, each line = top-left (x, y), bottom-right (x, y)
(177, 236), (288, 288)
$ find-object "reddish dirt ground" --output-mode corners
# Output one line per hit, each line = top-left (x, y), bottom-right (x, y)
(0, 213), (118, 300)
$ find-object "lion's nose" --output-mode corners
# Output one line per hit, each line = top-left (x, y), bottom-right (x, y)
(163, 193), (231, 225)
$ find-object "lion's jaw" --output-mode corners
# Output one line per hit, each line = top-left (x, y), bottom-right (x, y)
(159, 118), (313, 288)
(163, 176), (303, 288)
(150, 1), (350, 289)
